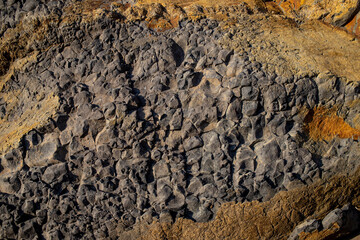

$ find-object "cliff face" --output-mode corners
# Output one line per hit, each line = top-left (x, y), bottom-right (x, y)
(0, 0), (360, 239)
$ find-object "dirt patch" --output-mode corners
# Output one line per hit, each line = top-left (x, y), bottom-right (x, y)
(273, 0), (360, 36)
(304, 106), (360, 141)
(221, 14), (360, 82)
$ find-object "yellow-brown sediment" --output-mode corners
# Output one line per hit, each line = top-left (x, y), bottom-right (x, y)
(297, 224), (339, 240)
(115, 166), (360, 239)
(304, 106), (360, 141)
(0, 93), (59, 155)
(272, 0), (360, 37)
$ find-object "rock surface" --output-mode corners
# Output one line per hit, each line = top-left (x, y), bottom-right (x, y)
(273, 0), (360, 32)
(0, 0), (360, 239)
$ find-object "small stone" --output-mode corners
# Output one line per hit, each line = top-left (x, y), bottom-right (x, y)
(215, 119), (235, 134)
(241, 86), (258, 100)
(169, 109), (183, 130)
(1, 220), (17, 239)
(202, 131), (221, 150)
(73, 91), (91, 107)
(288, 219), (321, 240)
(184, 136), (204, 151)
(254, 139), (280, 164)
(192, 206), (212, 222)
(167, 192), (185, 211)
(159, 211), (173, 223)
(151, 149), (162, 161)
(122, 196), (136, 211)
(242, 101), (258, 116)
(322, 204), (360, 231)
(226, 98), (242, 122)
(22, 200), (35, 215)
(187, 177), (203, 194)
(26, 139), (60, 167)
(18, 220), (38, 240)
(42, 163), (67, 184)
(157, 185), (172, 202)
(168, 95), (181, 109)
(153, 161), (170, 179)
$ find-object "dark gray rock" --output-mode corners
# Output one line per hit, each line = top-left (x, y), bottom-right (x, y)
(215, 119), (235, 135)
(226, 98), (242, 122)
(0, 220), (18, 239)
(264, 84), (287, 112)
(187, 177), (203, 194)
(22, 199), (35, 215)
(322, 204), (360, 232)
(295, 78), (318, 108)
(234, 146), (256, 172)
(241, 86), (258, 101)
(167, 94), (181, 109)
(42, 163), (67, 184)
(26, 137), (63, 166)
(202, 131), (221, 150)
(36, 209), (47, 225)
(24, 130), (42, 149)
(184, 136), (204, 151)
(288, 219), (321, 240)
(3, 149), (23, 171)
(254, 139), (280, 166)
(257, 179), (275, 201)
(201, 152), (214, 174)
(192, 206), (213, 222)
(169, 109), (183, 130)
(188, 106), (217, 131)
(153, 161), (171, 179)
(122, 195), (136, 211)
(242, 101), (259, 116)
(159, 210), (173, 223)
(157, 184), (172, 203)
(167, 191), (185, 211)
(18, 219), (38, 240)
(177, 69), (203, 90)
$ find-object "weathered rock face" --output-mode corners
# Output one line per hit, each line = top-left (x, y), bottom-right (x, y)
(131, 168), (360, 240)
(274, 0), (359, 25)
(0, 0), (360, 239)
(273, 0), (360, 35)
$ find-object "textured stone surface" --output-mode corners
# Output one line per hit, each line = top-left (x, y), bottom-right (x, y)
(125, 167), (360, 240)
(273, 0), (360, 33)
(0, 0), (360, 239)
(274, 0), (359, 25)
